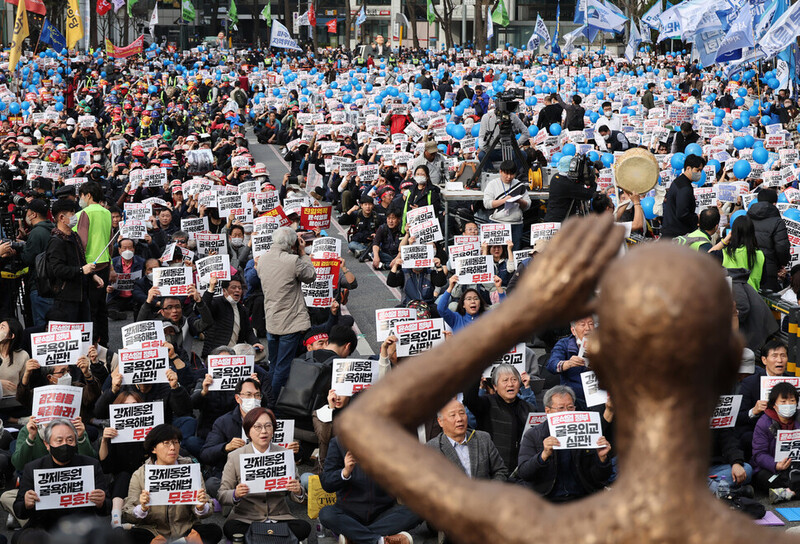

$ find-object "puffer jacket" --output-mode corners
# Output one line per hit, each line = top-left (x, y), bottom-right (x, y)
(747, 201), (790, 292)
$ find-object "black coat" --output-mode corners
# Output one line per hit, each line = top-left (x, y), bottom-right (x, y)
(661, 174), (697, 237)
(747, 201), (790, 292)
(45, 228), (89, 302)
(537, 104), (564, 129)
(543, 174), (597, 222)
(200, 291), (259, 357)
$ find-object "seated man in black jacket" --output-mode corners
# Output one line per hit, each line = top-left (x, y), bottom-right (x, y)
(200, 275), (264, 358)
(543, 156), (598, 222)
(339, 196), (379, 259)
(14, 418), (110, 538)
(516, 385), (612, 502)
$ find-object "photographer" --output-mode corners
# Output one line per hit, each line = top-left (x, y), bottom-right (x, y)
(483, 160), (530, 250)
(478, 98), (530, 172)
(544, 156), (598, 222)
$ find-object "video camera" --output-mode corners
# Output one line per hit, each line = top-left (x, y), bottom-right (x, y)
(568, 153), (597, 186)
(495, 88), (525, 116)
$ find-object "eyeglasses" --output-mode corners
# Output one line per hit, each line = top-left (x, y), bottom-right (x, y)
(159, 439), (181, 448)
(162, 304), (181, 311)
(239, 393), (262, 400)
(463, 296), (481, 302)
(174, 239), (189, 244)
(252, 423), (273, 432)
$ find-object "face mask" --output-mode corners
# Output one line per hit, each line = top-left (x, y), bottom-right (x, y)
(68, 215), (78, 228)
(231, 237), (244, 248)
(604, 111), (612, 118)
(121, 250), (134, 260)
(78, 198), (87, 209)
(57, 374), (72, 386)
(240, 397), (259, 413)
(691, 171), (702, 182)
(414, 175), (427, 184)
(146, 272), (154, 282)
(225, 294), (237, 304)
(49, 443), (77, 464)
(778, 404), (797, 418)
(398, 166), (407, 174)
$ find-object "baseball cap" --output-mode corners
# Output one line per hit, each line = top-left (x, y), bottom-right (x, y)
(425, 141), (438, 154)
(24, 199), (49, 217)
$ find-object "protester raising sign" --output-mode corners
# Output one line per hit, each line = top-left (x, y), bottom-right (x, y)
(109, 402), (165, 443)
(47, 322), (93, 354)
(480, 223), (512, 245)
(393, 318), (446, 357)
(530, 222), (561, 242)
(546, 411), (603, 449)
(272, 419), (295, 449)
(120, 219), (147, 240)
(34, 466), (95, 510)
(332, 358), (380, 396)
(710, 395), (742, 429)
(523, 413), (548, 435)
(112, 270), (142, 292)
(760, 376), (800, 400)
(482, 343), (526, 378)
(240, 449), (296, 493)
(32, 385), (82, 423)
(31, 330), (82, 367)
(196, 254), (232, 285)
(401, 244), (435, 269)
(374, 308), (415, 342)
(152, 267), (194, 297)
(302, 276), (334, 308)
(207, 355), (254, 391)
(580, 371), (608, 408)
(300, 205), (332, 229)
(195, 233), (228, 257)
(121, 321), (166, 349)
(119, 347), (169, 385)
(455, 255), (494, 284)
(310, 237), (342, 258)
(145, 464), (203, 505)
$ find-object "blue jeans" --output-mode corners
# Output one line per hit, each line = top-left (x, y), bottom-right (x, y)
(266, 331), (303, 399)
(708, 462), (753, 493)
(349, 241), (368, 255)
(377, 250), (394, 267)
(29, 289), (52, 328)
(319, 503), (421, 544)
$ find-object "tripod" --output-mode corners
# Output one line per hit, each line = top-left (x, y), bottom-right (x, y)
(467, 111), (530, 188)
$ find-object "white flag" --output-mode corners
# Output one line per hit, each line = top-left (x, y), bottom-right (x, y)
(586, 0), (627, 32)
(270, 19), (302, 51)
(149, 4), (158, 40)
(487, 4), (494, 39)
(625, 19), (641, 61)
(534, 14), (551, 47)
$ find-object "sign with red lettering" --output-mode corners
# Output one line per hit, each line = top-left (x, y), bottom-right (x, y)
(110, 401), (164, 442)
(119, 347), (169, 385)
(546, 411), (603, 449)
(31, 330), (82, 367)
(375, 308), (415, 342)
(240, 449), (296, 493)
(332, 358), (380, 396)
(300, 206), (333, 229)
(32, 385), (82, 423)
(393, 318), (446, 357)
(145, 464), (202, 505)
(152, 266), (194, 297)
(34, 466), (94, 510)
(208, 355), (254, 391)
(710, 395), (741, 429)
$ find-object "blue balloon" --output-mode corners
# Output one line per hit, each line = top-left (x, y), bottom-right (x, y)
(324, 89), (332, 98)
(730, 209), (747, 226)
(588, 151), (599, 162)
(784, 208), (800, 222)
(733, 159), (751, 180)
(670, 152), (686, 171)
(732, 119), (743, 130)
(640, 196), (656, 220)
(752, 146), (769, 164)
(471, 124), (480, 137)
(562, 143), (576, 156)
(452, 125), (466, 140)
(8, 103), (20, 115)
(685, 143), (703, 157)
(549, 123), (562, 136)
(707, 159), (721, 173)
(733, 136), (746, 150)
(761, 115), (772, 126)
(744, 135), (755, 148)
(551, 152), (564, 165)
(601, 153), (614, 168)
(528, 125), (539, 138)
(738, 88), (747, 97)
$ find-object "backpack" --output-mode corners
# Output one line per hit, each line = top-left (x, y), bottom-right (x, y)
(36, 244), (59, 297)
(275, 352), (333, 419)
(233, 88), (248, 108)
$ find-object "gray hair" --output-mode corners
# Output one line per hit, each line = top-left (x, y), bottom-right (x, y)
(209, 345), (234, 356)
(233, 343), (255, 356)
(272, 227), (298, 252)
(543, 385), (576, 408)
(491, 364), (521, 387)
(43, 418), (78, 444)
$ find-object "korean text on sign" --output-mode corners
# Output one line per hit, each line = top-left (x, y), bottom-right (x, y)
(393, 318), (446, 357)
(547, 411), (603, 450)
(145, 463), (202, 505)
(31, 330), (82, 367)
(240, 449), (296, 493)
(34, 466), (95, 510)
(119, 347), (169, 385)
(332, 358), (380, 396)
(32, 385), (82, 424)
(208, 355), (254, 391)
(109, 402), (165, 443)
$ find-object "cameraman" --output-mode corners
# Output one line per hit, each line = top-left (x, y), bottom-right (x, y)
(478, 101), (529, 171)
(544, 156), (598, 222)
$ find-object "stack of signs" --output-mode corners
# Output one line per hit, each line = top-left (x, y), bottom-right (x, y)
(32, 385), (82, 423)
(153, 267), (194, 297)
(401, 244), (435, 268)
(480, 223), (512, 245)
(300, 205), (333, 229)
(240, 449), (296, 493)
(710, 395), (742, 429)
(375, 308), (415, 342)
(47, 321), (92, 354)
(31, 330), (82, 367)
(332, 359), (380, 396)
(272, 419), (295, 449)
(196, 254), (232, 287)
(311, 237), (342, 258)
(119, 347), (169, 385)
(121, 321), (166, 349)
(33, 466), (95, 510)
(482, 343), (526, 378)
(393, 318), (446, 357)
(546, 411), (603, 449)
(523, 413), (548, 434)
(455, 255), (494, 284)
(181, 217), (210, 238)
(530, 222), (561, 242)
(145, 464), (202, 505)
(580, 371), (608, 407)
(120, 220), (147, 240)
(112, 270), (142, 292)
(406, 205), (443, 243)
(109, 402), (165, 442)
(208, 354), (254, 391)
(760, 376), (800, 400)
(195, 233), (228, 257)
(124, 203), (153, 221)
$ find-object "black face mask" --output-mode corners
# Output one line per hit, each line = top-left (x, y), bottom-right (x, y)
(50, 443), (77, 464)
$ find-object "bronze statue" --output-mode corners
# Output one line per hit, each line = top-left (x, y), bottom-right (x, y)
(336, 214), (794, 544)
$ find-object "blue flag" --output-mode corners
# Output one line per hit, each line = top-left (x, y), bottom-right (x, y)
(40, 18), (66, 52)
(552, 1), (561, 54)
(356, 5), (366, 27)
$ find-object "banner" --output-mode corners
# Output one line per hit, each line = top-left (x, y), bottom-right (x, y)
(332, 358), (380, 396)
(240, 450), (296, 492)
(271, 20), (302, 50)
(182, 0), (195, 22)
(196, 254), (231, 285)
(34, 466), (94, 510)
(547, 411), (603, 449)
(4, 0), (45, 16)
(195, 233), (228, 257)
(121, 321), (165, 349)
(31, 330), (82, 367)
(145, 464), (202, 505)
(105, 35), (144, 59)
(40, 18), (66, 52)
(207, 355), (254, 391)
(492, 0), (509, 26)
(110, 401), (164, 442)
(758, 0), (800, 59)
(9, 0), (29, 71)
(760, 376), (800, 400)
(641, 0), (662, 29)
(32, 385), (82, 423)
(119, 347), (169, 385)
(120, 220), (147, 240)
(393, 318), (446, 357)
(97, 0), (111, 15)
(625, 19), (642, 61)
(272, 420), (295, 449)
(715, 4), (754, 61)
(300, 206), (332, 229)
(65, 0), (82, 49)
(310, 237), (342, 258)
(480, 223), (511, 245)
(534, 14), (550, 47)
(586, 0), (627, 31)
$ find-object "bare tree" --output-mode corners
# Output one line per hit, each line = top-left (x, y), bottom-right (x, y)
(406, 0), (420, 49)
(430, 0), (456, 50)
(283, 0), (291, 35)
(474, 0), (485, 51)
(344, 0), (352, 45)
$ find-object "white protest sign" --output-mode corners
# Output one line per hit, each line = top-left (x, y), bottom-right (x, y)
(776, 429), (800, 462)
(142, 168), (168, 188)
(31, 330), (82, 367)
(120, 220), (147, 240)
(408, 218), (443, 243)
(530, 222), (561, 242)
(110, 402), (165, 442)
(482, 343), (526, 378)
(332, 358), (381, 396)
(760, 376), (800, 401)
(181, 217), (210, 238)
(480, 223), (512, 245)
(119, 347), (169, 385)
(547, 411), (604, 449)
(112, 270), (142, 292)
(694, 186), (717, 213)
(401, 244), (435, 268)
(195, 254), (231, 285)
(121, 321), (166, 349)
(311, 237), (342, 258)
(124, 202), (153, 221)
(580, 371), (608, 407)
(145, 464), (203, 505)
(302, 275), (334, 308)
(47, 321), (92, 355)
(523, 412), (548, 435)
(153, 267), (194, 297)
(710, 395), (742, 429)
(272, 419), (295, 449)
(448, 242), (481, 262)
(195, 233), (228, 257)
(393, 318), (446, 357)
(375, 308), (415, 342)
(208, 355), (254, 391)
(239, 450), (296, 493)
(455, 254), (494, 284)
(32, 385), (82, 423)
(34, 466), (95, 510)
(252, 233), (273, 259)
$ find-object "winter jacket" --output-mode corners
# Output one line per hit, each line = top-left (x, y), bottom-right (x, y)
(751, 409), (800, 474)
(747, 201), (790, 292)
(257, 245), (316, 336)
(21, 220), (55, 283)
(108, 255), (146, 302)
(45, 227), (89, 302)
(661, 174), (698, 237)
(436, 291), (480, 332)
(546, 335), (591, 409)
(338, 209), (379, 245)
(729, 268), (779, 352)
(543, 174), (597, 223)
(199, 290), (260, 358)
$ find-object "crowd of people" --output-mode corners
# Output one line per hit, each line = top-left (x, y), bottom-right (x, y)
(0, 29), (795, 544)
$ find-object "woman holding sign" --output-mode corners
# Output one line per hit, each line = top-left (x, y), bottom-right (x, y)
(218, 406), (310, 542)
(751, 382), (800, 499)
(123, 424), (221, 544)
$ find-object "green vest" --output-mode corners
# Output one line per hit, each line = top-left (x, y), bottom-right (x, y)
(75, 203), (112, 264)
(674, 228), (711, 252)
(401, 190), (432, 234)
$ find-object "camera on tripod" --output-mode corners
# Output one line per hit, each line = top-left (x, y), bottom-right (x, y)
(567, 153), (597, 186)
(495, 89), (525, 116)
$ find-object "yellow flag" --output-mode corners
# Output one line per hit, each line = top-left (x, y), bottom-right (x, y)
(66, 0), (83, 50)
(8, 0), (29, 71)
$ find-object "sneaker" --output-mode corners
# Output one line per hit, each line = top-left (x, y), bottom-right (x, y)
(338, 535), (353, 544)
(769, 487), (795, 503)
(384, 532), (413, 544)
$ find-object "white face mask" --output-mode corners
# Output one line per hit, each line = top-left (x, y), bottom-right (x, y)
(146, 272), (154, 282)
(57, 373), (72, 386)
(68, 215), (78, 228)
(414, 175), (427, 185)
(225, 294), (237, 304)
(121, 250), (134, 260)
(778, 404), (797, 419)
(78, 198), (88, 209)
(398, 166), (407, 174)
(230, 237), (244, 248)
(604, 110), (613, 118)
(691, 171), (702, 182)
(240, 397), (259, 413)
